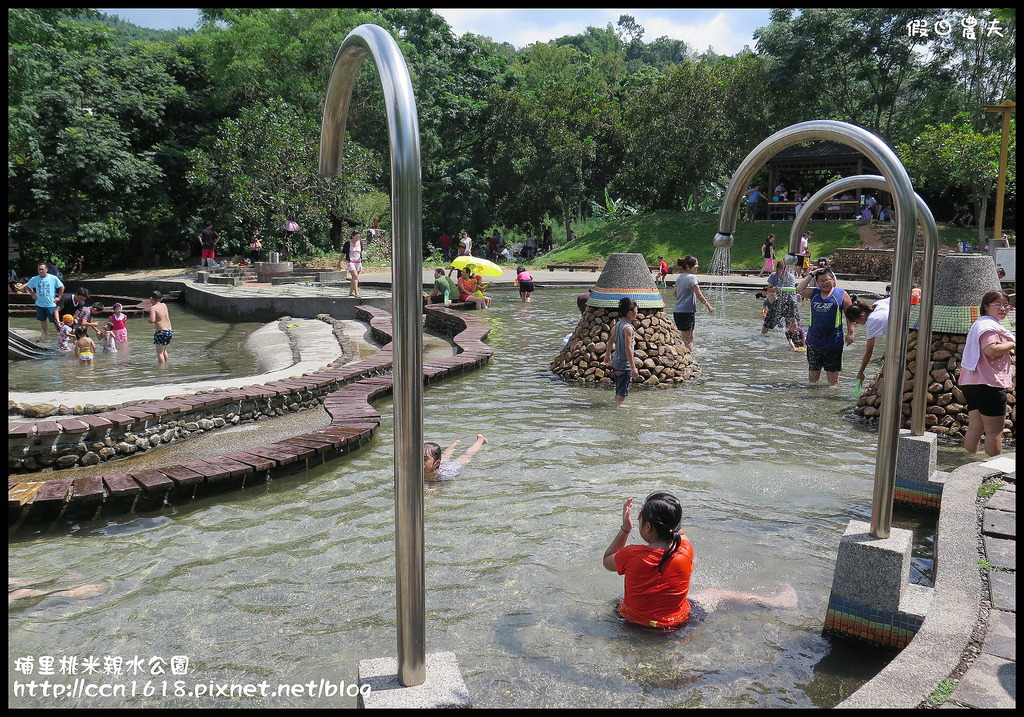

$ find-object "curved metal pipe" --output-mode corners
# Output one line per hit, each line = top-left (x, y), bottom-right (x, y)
(320, 24), (425, 686)
(790, 175), (937, 437)
(715, 121), (917, 539)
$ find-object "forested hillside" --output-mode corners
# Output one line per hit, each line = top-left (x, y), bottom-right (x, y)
(8, 8), (1016, 270)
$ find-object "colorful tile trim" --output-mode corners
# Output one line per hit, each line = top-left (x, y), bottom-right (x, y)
(893, 477), (943, 510)
(824, 595), (924, 650)
(587, 287), (665, 309)
(910, 304), (1013, 333)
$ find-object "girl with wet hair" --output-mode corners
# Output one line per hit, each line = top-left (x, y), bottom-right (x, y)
(603, 492), (798, 629)
(423, 434), (488, 481)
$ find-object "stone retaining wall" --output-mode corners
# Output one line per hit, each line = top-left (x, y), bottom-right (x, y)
(8, 315), (360, 473)
(9, 305), (492, 528)
(831, 248), (950, 282)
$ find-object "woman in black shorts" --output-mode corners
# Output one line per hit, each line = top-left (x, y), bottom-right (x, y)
(958, 291), (1015, 456)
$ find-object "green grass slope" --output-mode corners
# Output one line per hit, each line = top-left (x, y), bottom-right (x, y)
(537, 211), (973, 270)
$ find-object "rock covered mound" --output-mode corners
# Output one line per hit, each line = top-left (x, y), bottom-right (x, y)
(550, 306), (700, 386)
(854, 328), (1015, 439)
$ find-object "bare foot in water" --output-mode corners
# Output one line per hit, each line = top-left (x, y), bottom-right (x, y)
(477, 433), (488, 445)
(766, 583), (798, 609)
(9, 580), (108, 604)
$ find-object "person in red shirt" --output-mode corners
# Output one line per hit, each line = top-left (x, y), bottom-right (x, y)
(657, 256), (669, 288)
(603, 492), (798, 629)
(439, 233), (452, 260)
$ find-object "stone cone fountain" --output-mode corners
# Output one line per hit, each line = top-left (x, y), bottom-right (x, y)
(550, 253), (700, 385)
(854, 254), (1015, 439)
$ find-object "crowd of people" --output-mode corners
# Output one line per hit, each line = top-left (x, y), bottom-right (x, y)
(13, 261), (175, 365)
(438, 226), (559, 264)
(744, 182), (897, 223)
(9, 234), (1013, 631)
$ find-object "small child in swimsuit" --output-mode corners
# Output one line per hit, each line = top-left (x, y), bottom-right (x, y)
(57, 314), (75, 352)
(99, 321), (118, 352)
(73, 327), (96, 364)
(424, 434), (488, 481)
(109, 303), (129, 346)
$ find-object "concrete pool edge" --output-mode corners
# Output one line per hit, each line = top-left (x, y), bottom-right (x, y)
(838, 455), (1015, 708)
(8, 304), (491, 526)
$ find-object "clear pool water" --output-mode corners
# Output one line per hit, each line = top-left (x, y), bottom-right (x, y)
(8, 287), (977, 708)
(8, 305), (266, 392)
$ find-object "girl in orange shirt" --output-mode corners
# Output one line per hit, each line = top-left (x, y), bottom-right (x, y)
(603, 492), (798, 629)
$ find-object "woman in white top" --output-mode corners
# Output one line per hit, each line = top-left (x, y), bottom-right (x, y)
(845, 294), (891, 384)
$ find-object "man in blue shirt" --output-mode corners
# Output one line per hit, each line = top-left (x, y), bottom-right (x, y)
(25, 262), (65, 337)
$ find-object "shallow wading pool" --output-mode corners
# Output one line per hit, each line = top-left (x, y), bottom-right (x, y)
(8, 287), (976, 708)
(8, 305), (266, 393)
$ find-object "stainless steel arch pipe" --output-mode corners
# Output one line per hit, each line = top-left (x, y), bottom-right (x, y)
(715, 121), (917, 539)
(790, 175), (938, 437)
(320, 24), (426, 686)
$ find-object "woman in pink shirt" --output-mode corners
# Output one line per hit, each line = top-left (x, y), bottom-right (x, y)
(958, 291), (1015, 456)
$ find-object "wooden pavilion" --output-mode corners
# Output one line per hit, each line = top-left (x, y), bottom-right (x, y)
(763, 141), (885, 221)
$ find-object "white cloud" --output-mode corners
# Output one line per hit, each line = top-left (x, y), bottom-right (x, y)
(641, 11), (756, 54)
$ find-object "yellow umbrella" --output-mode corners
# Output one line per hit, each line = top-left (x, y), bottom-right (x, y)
(449, 255), (503, 277)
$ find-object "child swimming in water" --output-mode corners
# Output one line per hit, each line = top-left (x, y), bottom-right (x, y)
(784, 317), (806, 352)
(424, 434), (488, 481)
(603, 492), (798, 629)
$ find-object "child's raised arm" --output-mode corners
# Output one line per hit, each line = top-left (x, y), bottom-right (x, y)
(603, 497), (634, 571)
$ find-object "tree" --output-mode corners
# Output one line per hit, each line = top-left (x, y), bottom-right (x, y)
(754, 9), (932, 143)
(615, 60), (730, 210)
(9, 8), (187, 269)
(898, 114), (1016, 243)
(187, 100), (379, 256)
(919, 9), (1017, 122)
(484, 43), (621, 238)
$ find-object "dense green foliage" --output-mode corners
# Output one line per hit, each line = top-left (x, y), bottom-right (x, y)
(7, 8), (1017, 272)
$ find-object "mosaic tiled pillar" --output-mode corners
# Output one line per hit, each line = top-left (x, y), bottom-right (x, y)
(550, 253), (700, 385)
(824, 520), (929, 649)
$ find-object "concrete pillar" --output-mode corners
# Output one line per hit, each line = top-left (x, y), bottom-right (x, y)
(824, 520), (930, 649)
(357, 652), (471, 709)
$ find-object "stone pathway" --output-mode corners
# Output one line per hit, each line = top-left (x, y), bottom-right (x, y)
(949, 456), (1015, 709)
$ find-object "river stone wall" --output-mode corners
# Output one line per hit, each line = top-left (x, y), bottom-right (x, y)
(550, 306), (700, 385)
(831, 248), (951, 281)
(8, 315), (360, 474)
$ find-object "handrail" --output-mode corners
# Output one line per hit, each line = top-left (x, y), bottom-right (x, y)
(715, 121), (917, 539)
(320, 24), (426, 686)
(789, 175), (938, 437)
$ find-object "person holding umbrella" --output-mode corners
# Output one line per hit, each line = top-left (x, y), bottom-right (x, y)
(455, 263), (490, 309)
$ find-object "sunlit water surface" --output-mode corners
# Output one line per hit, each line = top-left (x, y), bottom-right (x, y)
(9, 288), (980, 708)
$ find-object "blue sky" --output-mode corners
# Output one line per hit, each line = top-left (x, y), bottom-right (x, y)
(97, 8), (774, 55)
